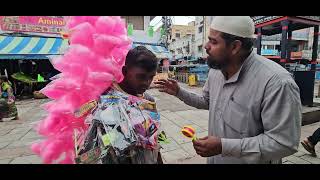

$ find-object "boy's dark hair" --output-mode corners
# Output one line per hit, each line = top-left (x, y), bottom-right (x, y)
(125, 46), (158, 72)
(0, 76), (8, 82)
(221, 32), (254, 52)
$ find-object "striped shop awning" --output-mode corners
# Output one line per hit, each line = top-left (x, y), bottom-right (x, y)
(132, 43), (173, 60)
(0, 35), (69, 60)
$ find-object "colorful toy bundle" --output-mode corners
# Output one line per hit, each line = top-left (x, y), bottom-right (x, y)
(74, 85), (160, 164)
(31, 16), (132, 164)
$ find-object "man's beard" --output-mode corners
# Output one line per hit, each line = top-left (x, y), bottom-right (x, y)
(207, 56), (225, 70)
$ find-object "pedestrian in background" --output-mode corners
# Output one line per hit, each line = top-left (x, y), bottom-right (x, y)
(0, 76), (19, 122)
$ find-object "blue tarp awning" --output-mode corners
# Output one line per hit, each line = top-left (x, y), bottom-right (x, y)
(132, 42), (172, 60)
(0, 35), (69, 60)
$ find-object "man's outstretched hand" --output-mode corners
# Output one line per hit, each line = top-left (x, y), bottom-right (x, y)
(154, 78), (180, 96)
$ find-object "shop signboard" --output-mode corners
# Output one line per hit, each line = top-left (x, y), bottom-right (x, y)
(0, 16), (66, 36)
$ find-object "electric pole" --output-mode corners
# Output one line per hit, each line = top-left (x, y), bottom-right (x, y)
(161, 16), (172, 48)
(202, 16), (206, 58)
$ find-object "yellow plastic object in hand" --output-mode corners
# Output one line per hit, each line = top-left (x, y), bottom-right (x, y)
(181, 125), (197, 141)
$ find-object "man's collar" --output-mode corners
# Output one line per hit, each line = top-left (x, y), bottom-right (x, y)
(224, 50), (255, 84)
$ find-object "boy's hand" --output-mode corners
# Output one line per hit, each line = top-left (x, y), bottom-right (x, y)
(154, 78), (180, 96)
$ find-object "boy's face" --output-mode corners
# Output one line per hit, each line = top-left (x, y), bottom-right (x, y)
(123, 66), (157, 95)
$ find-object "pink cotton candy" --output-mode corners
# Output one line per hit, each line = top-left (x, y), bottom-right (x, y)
(66, 16), (97, 29)
(84, 16), (100, 26)
(56, 64), (89, 84)
(111, 47), (130, 67)
(32, 16), (132, 164)
(113, 18), (127, 35)
(31, 142), (42, 155)
(87, 72), (114, 85)
(42, 140), (65, 164)
(92, 34), (118, 57)
(41, 86), (69, 100)
(41, 101), (56, 112)
(113, 67), (124, 82)
(63, 45), (96, 64)
(66, 16), (87, 29)
(95, 16), (116, 34)
(49, 56), (65, 72)
(93, 35), (131, 57)
(69, 22), (95, 47)
(44, 101), (73, 115)
(37, 115), (62, 136)
(47, 78), (79, 92)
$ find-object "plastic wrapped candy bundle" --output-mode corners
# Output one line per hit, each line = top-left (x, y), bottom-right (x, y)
(74, 86), (160, 164)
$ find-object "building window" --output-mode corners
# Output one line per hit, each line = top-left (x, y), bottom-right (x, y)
(176, 33), (180, 38)
(198, 45), (203, 53)
(303, 43), (309, 50)
(198, 26), (203, 33)
(263, 45), (275, 50)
